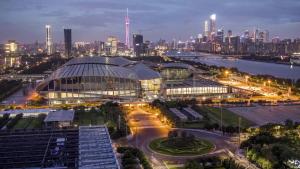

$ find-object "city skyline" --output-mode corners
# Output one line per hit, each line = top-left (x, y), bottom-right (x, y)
(1, 0), (300, 43)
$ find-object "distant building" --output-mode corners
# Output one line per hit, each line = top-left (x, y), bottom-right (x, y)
(45, 25), (53, 55)
(133, 34), (144, 56)
(4, 40), (18, 55)
(4, 40), (20, 67)
(204, 20), (209, 37)
(64, 29), (72, 58)
(209, 14), (216, 41)
(216, 29), (224, 43)
(107, 36), (118, 55)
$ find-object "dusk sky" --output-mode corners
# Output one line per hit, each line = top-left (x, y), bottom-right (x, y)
(1, 0), (300, 43)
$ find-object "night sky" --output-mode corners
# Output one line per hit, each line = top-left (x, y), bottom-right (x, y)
(1, 0), (300, 43)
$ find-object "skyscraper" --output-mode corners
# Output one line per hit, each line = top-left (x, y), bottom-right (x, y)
(209, 14), (216, 40)
(227, 30), (233, 37)
(216, 29), (224, 43)
(125, 8), (130, 49)
(133, 34), (143, 57)
(64, 29), (72, 58)
(107, 36), (118, 55)
(204, 20), (209, 37)
(45, 25), (53, 55)
(264, 30), (269, 43)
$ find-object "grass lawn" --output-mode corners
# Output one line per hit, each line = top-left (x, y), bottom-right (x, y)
(13, 118), (33, 129)
(199, 106), (254, 128)
(149, 137), (214, 156)
(26, 118), (44, 129)
(181, 122), (205, 129)
(74, 110), (104, 126)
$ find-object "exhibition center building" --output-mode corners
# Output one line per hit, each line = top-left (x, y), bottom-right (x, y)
(36, 56), (230, 104)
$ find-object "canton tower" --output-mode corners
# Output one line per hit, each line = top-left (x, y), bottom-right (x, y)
(125, 8), (130, 49)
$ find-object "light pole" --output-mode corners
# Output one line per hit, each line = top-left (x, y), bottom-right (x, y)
(245, 75), (249, 84)
(219, 101), (223, 133)
(238, 117), (241, 146)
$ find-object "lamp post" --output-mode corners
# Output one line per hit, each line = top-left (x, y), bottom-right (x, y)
(225, 70), (229, 78)
(245, 75), (249, 84)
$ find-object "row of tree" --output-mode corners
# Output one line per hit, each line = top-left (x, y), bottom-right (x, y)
(117, 147), (152, 169)
(241, 121), (300, 169)
(0, 79), (22, 101)
(184, 156), (245, 169)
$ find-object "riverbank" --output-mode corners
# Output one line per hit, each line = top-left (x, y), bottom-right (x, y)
(240, 57), (300, 67)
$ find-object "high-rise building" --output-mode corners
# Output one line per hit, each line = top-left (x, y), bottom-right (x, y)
(264, 30), (269, 43)
(227, 30), (233, 37)
(125, 8), (130, 49)
(204, 20), (209, 37)
(133, 34), (144, 57)
(4, 40), (18, 55)
(45, 25), (53, 55)
(209, 14), (216, 40)
(64, 29), (72, 58)
(4, 40), (20, 68)
(216, 29), (224, 43)
(107, 36), (118, 55)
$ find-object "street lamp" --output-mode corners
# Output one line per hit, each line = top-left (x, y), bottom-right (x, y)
(245, 75), (249, 83)
(268, 80), (271, 87)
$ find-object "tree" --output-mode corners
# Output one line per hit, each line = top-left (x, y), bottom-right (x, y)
(184, 160), (203, 169)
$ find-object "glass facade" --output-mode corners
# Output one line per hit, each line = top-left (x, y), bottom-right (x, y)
(166, 86), (228, 96)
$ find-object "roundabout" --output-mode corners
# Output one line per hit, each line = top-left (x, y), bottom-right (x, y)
(149, 136), (215, 156)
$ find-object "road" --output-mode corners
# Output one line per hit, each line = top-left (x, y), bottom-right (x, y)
(116, 107), (239, 168)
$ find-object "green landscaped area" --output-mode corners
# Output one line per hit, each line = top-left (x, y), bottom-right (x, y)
(149, 137), (214, 156)
(12, 114), (46, 130)
(195, 106), (255, 128)
(74, 107), (104, 126)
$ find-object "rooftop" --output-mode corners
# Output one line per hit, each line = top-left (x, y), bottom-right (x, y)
(161, 62), (195, 70)
(79, 126), (119, 169)
(129, 63), (161, 80)
(44, 110), (75, 122)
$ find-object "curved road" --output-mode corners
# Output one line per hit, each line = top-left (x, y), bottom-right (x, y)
(116, 108), (238, 168)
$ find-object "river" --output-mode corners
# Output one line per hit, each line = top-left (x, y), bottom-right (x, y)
(180, 54), (300, 80)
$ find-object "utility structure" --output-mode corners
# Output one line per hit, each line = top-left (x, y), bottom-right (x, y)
(125, 8), (130, 49)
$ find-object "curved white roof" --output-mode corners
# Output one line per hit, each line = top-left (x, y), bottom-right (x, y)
(49, 63), (138, 80)
(65, 56), (133, 67)
(129, 63), (161, 80)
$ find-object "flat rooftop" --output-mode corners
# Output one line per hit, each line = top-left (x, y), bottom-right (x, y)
(44, 110), (75, 122)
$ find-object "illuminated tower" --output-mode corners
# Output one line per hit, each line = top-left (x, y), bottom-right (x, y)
(204, 20), (209, 36)
(125, 8), (130, 49)
(45, 25), (53, 55)
(209, 14), (216, 40)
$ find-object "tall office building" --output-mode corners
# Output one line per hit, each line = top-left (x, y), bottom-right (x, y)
(4, 40), (18, 55)
(64, 29), (72, 58)
(204, 20), (209, 37)
(209, 14), (216, 40)
(4, 40), (19, 67)
(227, 30), (233, 37)
(216, 29), (224, 43)
(133, 34), (144, 57)
(264, 30), (269, 43)
(107, 36), (118, 55)
(45, 25), (53, 55)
